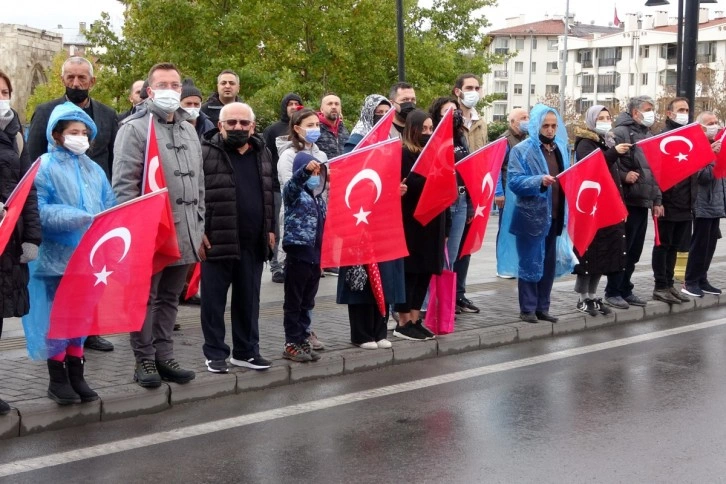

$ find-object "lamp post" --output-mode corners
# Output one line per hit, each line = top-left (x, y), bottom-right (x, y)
(396, 0), (405, 82)
(560, 0), (570, 116)
(526, 29), (535, 110)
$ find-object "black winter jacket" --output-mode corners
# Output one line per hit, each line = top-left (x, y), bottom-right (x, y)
(659, 119), (698, 222)
(201, 92), (242, 126)
(612, 112), (662, 209)
(201, 132), (275, 261)
(263, 93), (304, 191)
(0, 110), (42, 317)
(316, 114), (350, 160)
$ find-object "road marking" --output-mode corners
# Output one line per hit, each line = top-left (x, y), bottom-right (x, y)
(2, 318), (725, 477)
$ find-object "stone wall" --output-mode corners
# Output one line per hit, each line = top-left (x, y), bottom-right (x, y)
(0, 24), (63, 124)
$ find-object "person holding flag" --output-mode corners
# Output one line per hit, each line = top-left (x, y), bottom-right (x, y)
(22, 102), (116, 405)
(572, 105), (632, 315)
(497, 104), (575, 324)
(394, 109), (448, 341)
(343, 95), (392, 153)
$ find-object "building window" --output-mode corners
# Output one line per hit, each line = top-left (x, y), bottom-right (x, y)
(641, 73), (648, 85)
(630, 73), (635, 86)
(545, 85), (560, 95)
(660, 43), (677, 63)
(546, 61), (559, 73)
(597, 72), (621, 93)
(578, 49), (593, 68)
(532, 38), (538, 49)
(531, 84), (536, 95)
(581, 74), (595, 93)
(515, 38), (525, 50)
(531, 62), (536, 73)
(597, 47), (622, 67)
(514, 84), (523, 94)
(515, 61), (524, 73)
(697, 41), (716, 63)
(494, 37), (509, 55)
(548, 39), (558, 50)
(640, 45), (650, 58)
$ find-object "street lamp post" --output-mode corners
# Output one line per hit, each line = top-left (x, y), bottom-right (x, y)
(526, 30), (535, 110)
(560, 0), (570, 116)
(396, 0), (405, 82)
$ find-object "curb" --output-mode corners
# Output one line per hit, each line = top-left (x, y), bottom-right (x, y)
(0, 294), (721, 440)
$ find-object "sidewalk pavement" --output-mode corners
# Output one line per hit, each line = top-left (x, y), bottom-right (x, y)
(1, 217), (724, 439)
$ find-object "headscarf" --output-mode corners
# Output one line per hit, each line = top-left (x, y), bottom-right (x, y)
(45, 101), (98, 152)
(350, 94), (392, 138)
(528, 103), (569, 157)
(585, 104), (608, 131)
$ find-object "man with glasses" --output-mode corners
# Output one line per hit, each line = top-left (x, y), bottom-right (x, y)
(201, 69), (242, 125)
(113, 63), (205, 387)
(28, 55), (119, 352)
(388, 82), (417, 138)
(198, 102), (275, 373)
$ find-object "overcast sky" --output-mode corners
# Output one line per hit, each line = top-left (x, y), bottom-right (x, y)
(3, 1), (720, 35)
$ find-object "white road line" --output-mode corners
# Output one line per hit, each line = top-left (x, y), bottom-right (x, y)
(1, 318), (725, 477)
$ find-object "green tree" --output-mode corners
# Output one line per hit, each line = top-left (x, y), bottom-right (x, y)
(81, 0), (502, 127)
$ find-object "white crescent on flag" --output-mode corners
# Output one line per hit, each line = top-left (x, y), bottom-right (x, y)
(89, 227), (132, 286)
(147, 155), (161, 192)
(575, 180), (602, 216)
(344, 168), (383, 225)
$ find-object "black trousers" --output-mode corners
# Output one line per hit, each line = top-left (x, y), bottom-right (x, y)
(282, 257), (321, 345)
(200, 249), (263, 361)
(685, 218), (720, 286)
(610, 206), (649, 298)
(348, 304), (386, 345)
(394, 272), (432, 313)
(652, 219), (691, 290)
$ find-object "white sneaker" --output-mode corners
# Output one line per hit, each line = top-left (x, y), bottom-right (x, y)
(376, 339), (392, 349)
(358, 342), (378, 350)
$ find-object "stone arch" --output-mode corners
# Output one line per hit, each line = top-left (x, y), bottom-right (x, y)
(29, 64), (47, 96)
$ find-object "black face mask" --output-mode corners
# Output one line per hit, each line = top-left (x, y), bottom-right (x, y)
(65, 86), (89, 104)
(224, 129), (250, 149)
(397, 102), (416, 121)
(419, 134), (432, 147)
(539, 133), (555, 145)
(372, 114), (385, 125)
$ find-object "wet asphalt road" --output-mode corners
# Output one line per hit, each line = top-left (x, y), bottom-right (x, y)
(3, 307), (726, 483)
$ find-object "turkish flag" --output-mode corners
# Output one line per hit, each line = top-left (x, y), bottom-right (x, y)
(455, 138), (508, 257)
(712, 128), (726, 178)
(321, 138), (408, 267)
(144, 117), (181, 273)
(48, 190), (169, 339)
(638, 123), (714, 191)
(557, 149), (628, 255)
(185, 262), (201, 300)
(354, 108), (395, 152)
(614, 7), (621, 27)
(0, 160), (39, 256)
(411, 108), (457, 225)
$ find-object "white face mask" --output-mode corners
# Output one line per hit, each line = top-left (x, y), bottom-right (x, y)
(704, 124), (720, 140)
(460, 91), (480, 109)
(183, 107), (200, 120)
(151, 89), (181, 114)
(640, 110), (655, 127)
(674, 113), (689, 126)
(595, 122), (612, 135)
(0, 100), (10, 117)
(63, 135), (90, 155)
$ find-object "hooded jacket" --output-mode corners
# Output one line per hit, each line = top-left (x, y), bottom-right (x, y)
(276, 137), (328, 189)
(659, 118), (697, 222)
(612, 112), (662, 209)
(263, 93), (304, 191)
(693, 128), (726, 219)
(201, 92), (242, 126)
(201, 132), (275, 261)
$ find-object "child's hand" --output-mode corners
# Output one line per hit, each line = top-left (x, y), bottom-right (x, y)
(306, 160), (321, 174)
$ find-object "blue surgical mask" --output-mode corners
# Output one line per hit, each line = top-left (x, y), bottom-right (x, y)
(519, 120), (529, 134)
(304, 128), (321, 144)
(306, 175), (321, 190)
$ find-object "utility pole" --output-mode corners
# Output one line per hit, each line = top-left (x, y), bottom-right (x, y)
(560, 0), (570, 117)
(396, 0), (405, 82)
(526, 30), (535, 110)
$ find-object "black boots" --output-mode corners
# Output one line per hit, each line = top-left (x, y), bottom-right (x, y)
(66, 356), (99, 402)
(46, 357), (98, 405)
(0, 398), (10, 415)
(47, 359), (81, 405)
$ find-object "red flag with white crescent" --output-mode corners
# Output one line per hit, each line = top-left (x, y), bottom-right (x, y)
(455, 138), (508, 257)
(48, 190), (170, 339)
(143, 116), (180, 272)
(0, 160), (40, 256)
(354, 108), (395, 152)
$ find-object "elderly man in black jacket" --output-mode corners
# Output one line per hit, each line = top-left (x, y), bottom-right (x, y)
(200, 102), (275, 374)
(27, 56), (118, 352)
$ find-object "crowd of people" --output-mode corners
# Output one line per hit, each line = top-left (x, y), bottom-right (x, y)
(0, 55), (723, 415)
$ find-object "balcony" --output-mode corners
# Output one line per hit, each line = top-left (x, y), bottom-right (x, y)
(697, 54), (716, 64)
(581, 85), (595, 93)
(665, 56), (677, 65)
(598, 58), (619, 67)
(493, 70), (509, 79)
(494, 48), (509, 55)
(580, 60), (593, 68)
(493, 92), (508, 100)
(597, 84), (618, 93)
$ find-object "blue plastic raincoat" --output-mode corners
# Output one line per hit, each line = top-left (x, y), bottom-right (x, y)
(22, 102), (117, 359)
(496, 104), (577, 282)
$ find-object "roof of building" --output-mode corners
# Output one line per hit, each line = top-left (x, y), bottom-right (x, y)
(63, 31), (90, 46)
(487, 19), (621, 37)
(652, 17), (726, 33)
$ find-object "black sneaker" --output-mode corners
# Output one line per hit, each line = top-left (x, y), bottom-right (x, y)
(393, 323), (427, 341)
(323, 267), (339, 276)
(594, 298), (612, 315)
(456, 297), (480, 313)
(205, 359), (229, 374)
(412, 319), (436, 339)
(272, 271), (285, 284)
(700, 282), (722, 295)
(576, 299), (589, 314)
(230, 356), (272, 370)
(156, 359), (195, 384)
(0, 398), (10, 415)
(134, 360), (162, 388)
(301, 341), (322, 361)
(624, 294), (647, 307)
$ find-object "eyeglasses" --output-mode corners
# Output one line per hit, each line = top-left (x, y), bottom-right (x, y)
(221, 119), (253, 128)
(153, 83), (182, 90)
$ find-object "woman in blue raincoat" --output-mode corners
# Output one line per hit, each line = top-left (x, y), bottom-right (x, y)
(496, 104), (576, 324)
(22, 102), (116, 405)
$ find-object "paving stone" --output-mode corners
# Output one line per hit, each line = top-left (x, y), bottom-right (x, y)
(235, 366), (289, 393)
(553, 315), (587, 335)
(506, 321), (553, 341)
(101, 383), (170, 422)
(436, 333), (481, 355)
(476, 326), (518, 348)
(341, 348), (393, 373)
(168, 372), (237, 405)
(0, 408), (19, 440)
(18, 398), (101, 435)
(392, 339), (437, 364)
(289, 354), (344, 383)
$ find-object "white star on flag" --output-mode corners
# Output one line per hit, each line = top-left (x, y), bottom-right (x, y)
(675, 152), (688, 162)
(93, 265), (113, 286)
(474, 204), (487, 218)
(353, 207), (371, 225)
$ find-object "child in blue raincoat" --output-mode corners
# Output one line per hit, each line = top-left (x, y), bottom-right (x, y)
(22, 102), (116, 405)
